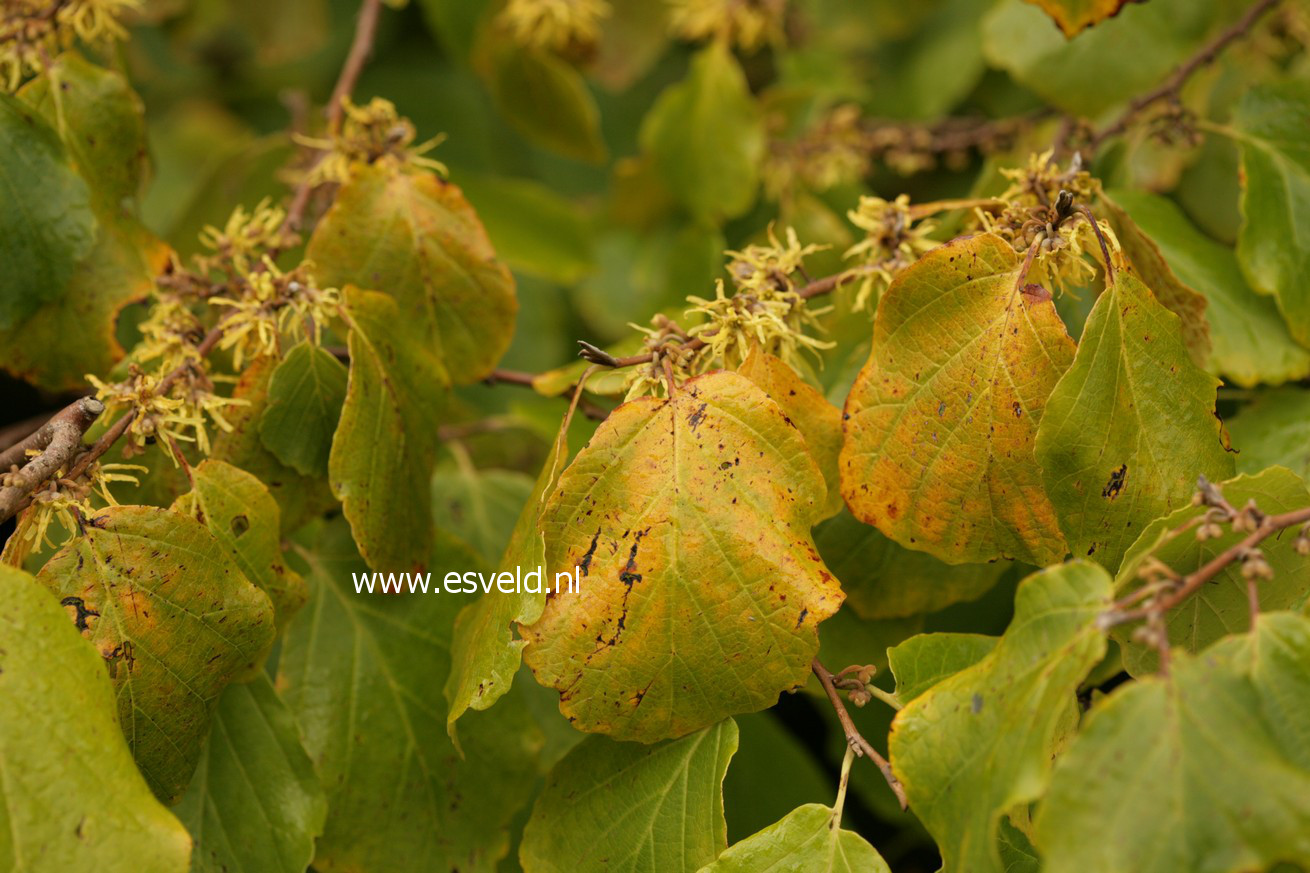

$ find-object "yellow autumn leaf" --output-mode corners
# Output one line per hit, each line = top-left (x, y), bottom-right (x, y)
(841, 232), (1074, 566)
(523, 370), (844, 742)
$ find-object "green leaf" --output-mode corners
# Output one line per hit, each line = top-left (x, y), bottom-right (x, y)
(1034, 271), (1235, 570)
(474, 39), (607, 163)
(814, 510), (1007, 620)
(0, 92), (97, 330)
(444, 416), (571, 738)
(697, 803), (890, 873)
(330, 287), (447, 573)
(1021, 0), (1135, 37)
(307, 164), (517, 385)
(815, 607), (923, 685)
(640, 42), (765, 223)
(455, 171), (595, 284)
(1104, 188), (1310, 388)
(1228, 387), (1310, 479)
(431, 459), (534, 566)
(522, 371), (843, 742)
(0, 566), (191, 872)
(982, 0), (1236, 117)
(1232, 81), (1310, 346)
(887, 632), (999, 703)
(520, 720), (738, 873)
(2, 52), (164, 392)
(1099, 192), (1211, 370)
(573, 224), (725, 342)
(0, 213), (169, 392)
(19, 51), (148, 210)
(722, 711), (835, 843)
(35, 506), (276, 803)
(1113, 467), (1310, 674)
(889, 561), (1112, 873)
(277, 519), (542, 872)
(1035, 612), (1310, 873)
(259, 341), (348, 477)
(171, 459), (309, 630)
(739, 348), (843, 519)
(174, 674), (326, 873)
(591, 0), (671, 91)
(841, 233), (1075, 566)
(211, 356), (338, 534)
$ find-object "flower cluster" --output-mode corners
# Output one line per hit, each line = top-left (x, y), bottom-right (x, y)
(685, 227), (832, 371)
(209, 260), (341, 368)
(0, 0), (138, 90)
(622, 328), (704, 401)
(669, 0), (788, 52)
(498, 0), (610, 53)
(297, 97), (446, 186)
(86, 367), (230, 459)
(13, 461), (145, 554)
(93, 199), (343, 469)
(981, 151), (1116, 296)
(844, 194), (938, 311)
(195, 198), (298, 276)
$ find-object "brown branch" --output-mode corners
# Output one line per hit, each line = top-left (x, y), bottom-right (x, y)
(0, 398), (97, 472)
(327, 0), (383, 135)
(484, 368), (537, 388)
(1088, 0), (1280, 151)
(283, 0), (385, 234)
(484, 369), (608, 421)
(0, 397), (104, 523)
(813, 658), (908, 810)
(1104, 503), (1310, 628)
(65, 323), (226, 484)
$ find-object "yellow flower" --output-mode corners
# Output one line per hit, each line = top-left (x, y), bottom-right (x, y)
(295, 97), (447, 186)
(198, 199), (296, 276)
(1, 0), (139, 91)
(133, 294), (205, 371)
(669, 0), (788, 52)
(499, 0), (611, 52)
(983, 152), (1118, 296)
(844, 194), (938, 311)
(726, 225), (827, 296)
(209, 258), (342, 366)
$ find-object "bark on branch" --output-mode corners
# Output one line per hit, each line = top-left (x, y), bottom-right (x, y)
(813, 658), (908, 810)
(0, 397), (104, 524)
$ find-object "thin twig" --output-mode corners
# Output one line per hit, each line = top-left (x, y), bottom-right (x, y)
(1080, 204), (1116, 287)
(1088, 0), (1280, 151)
(1103, 504), (1310, 628)
(327, 0), (383, 136)
(813, 658), (908, 810)
(0, 398), (104, 523)
(283, 0), (385, 233)
(0, 397), (98, 473)
(484, 369), (609, 421)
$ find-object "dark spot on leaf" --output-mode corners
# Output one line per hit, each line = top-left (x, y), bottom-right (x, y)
(60, 596), (99, 632)
(230, 514), (249, 536)
(1102, 464), (1127, 500)
(579, 529), (600, 577)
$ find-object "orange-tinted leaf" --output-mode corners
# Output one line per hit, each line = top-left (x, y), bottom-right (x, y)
(523, 371), (844, 742)
(1022, 0), (1134, 37)
(35, 506), (276, 803)
(841, 233), (1074, 566)
(738, 348), (843, 520)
